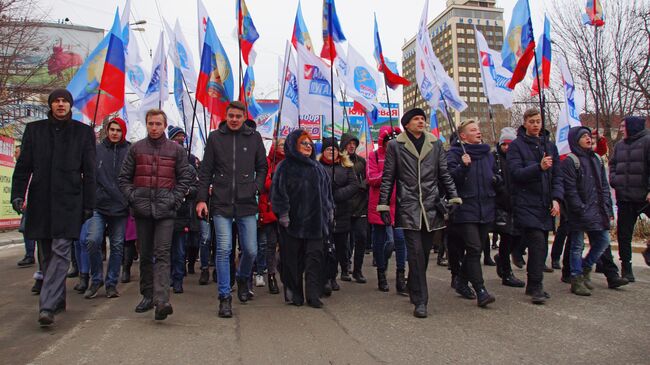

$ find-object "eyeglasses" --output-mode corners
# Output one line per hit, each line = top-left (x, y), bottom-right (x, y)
(299, 141), (313, 147)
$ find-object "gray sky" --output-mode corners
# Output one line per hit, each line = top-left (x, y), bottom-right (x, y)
(35, 0), (548, 104)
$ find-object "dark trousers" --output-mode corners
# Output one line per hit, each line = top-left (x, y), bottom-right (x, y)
(551, 222), (569, 262)
(447, 226), (464, 278)
(496, 233), (519, 275)
(523, 228), (548, 290)
(278, 227), (323, 302)
(616, 201), (644, 265)
(451, 223), (489, 289)
(135, 218), (174, 304)
(38, 238), (72, 312)
(596, 245), (622, 278)
(403, 228), (435, 306)
(332, 232), (349, 275)
(349, 217), (368, 273)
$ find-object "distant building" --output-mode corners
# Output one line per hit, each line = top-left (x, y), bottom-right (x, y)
(402, 0), (508, 140)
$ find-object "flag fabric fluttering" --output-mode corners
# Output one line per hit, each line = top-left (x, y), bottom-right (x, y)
(67, 9), (125, 125)
(582, 0), (605, 27)
(278, 41), (300, 136)
(196, 17), (234, 129)
(197, 0), (209, 56)
(121, 0), (147, 101)
(373, 14), (410, 89)
(531, 16), (552, 96)
(291, 1), (313, 52)
(240, 66), (263, 120)
(237, 0), (259, 65)
(320, 0), (346, 61)
(139, 32), (168, 119)
(415, 0), (467, 114)
(501, 0), (536, 89)
(337, 44), (384, 117)
(356, 114), (375, 159)
(555, 54), (584, 155)
(474, 27), (513, 108)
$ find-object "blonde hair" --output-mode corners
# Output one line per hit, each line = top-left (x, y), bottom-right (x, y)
(458, 119), (478, 134)
(317, 149), (353, 168)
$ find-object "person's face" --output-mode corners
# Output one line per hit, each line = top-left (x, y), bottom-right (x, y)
(14, 146), (20, 160)
(620, 120), (627, 139)
(500, 141), (510, 154)
(578, 132), (593, 149)
(276, 139), (286, 156)
(460, 123), (482, 144)
(172, 132), (186, 146)
(406, 115), (426, 135)
(146, 114), (166, 139)
(323, 146), (339, 161)
(107, 123), (123, 143)
(345, 141), (357, 155)
(298, 138), (313, 157)
(226, 108), (245, 131)
(51, 97), (71, 120)
(523, 114), (542, 137)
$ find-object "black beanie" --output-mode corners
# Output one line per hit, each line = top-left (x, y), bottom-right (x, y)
(401, 108), (426, 127)
(624, 116), (646, 138)
(321, 137), (339, 152)
(48, 88), (74, 108)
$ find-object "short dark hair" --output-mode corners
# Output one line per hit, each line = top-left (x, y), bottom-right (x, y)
(226, 101), (246, 114)
(523, 108), (540, 122)
(145, 109), (168, 124)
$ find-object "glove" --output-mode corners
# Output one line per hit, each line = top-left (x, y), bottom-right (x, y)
(380, 211), (391, 226)
(83, 209), (94, 222)
(448, 197), (463, 206)
(278, 213), (290, 228)
(12, 198), (24, 215)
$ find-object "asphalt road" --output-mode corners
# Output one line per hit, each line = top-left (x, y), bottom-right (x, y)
(0, 243), (648, 365)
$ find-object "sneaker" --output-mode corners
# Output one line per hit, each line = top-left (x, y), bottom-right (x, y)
(255, 274), (266, 287)
(453, 277), (476, 300)
(84, 282), (104, 299)
(17, 256), (35, 267)
(502, 273), (525, 288)
(105, 286), (120, 298)
(340, 271), (352, 282)
(476, 288), (496, 307)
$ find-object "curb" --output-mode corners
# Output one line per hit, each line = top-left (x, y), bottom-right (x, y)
(0, 239), (25, 248)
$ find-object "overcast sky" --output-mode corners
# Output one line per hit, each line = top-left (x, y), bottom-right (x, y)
(35, 0), (548, 104)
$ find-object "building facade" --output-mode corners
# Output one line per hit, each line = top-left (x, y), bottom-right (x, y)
(402, 0), (508, 142)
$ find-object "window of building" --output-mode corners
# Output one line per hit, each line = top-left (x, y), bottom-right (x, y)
(457, 28), (465, 34)
(459, 66), (466, 72)
(458, 38), (465, 43)
(459, 76), (467, 82)
(460, 86), (468, 92)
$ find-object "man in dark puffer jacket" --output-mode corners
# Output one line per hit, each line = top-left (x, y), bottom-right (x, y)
(609, 116), (650, 282)
(119, 109), (193, 321)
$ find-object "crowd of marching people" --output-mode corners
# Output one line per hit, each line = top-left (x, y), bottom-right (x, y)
(11, 89), (650, 326)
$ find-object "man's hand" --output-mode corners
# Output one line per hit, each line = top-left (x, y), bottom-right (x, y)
(11, 198), (24, 215)
(381, 211), (391, 226)
(462, 153), (471, 166)
(448, 197), (463, 205)
(278, 213), (290, 228)
(550, 200), (561, 217)
(196, 202), (209, 219)
(540, 153), (553, 171)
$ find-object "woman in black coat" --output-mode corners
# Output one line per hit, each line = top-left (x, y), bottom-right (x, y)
(319, 137), (359, 290)
(271, 130), (334, 308)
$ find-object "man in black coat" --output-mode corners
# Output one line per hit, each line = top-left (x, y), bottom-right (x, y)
(378, 108), (460, 318)
(609, 116), (650, 282)
(11, 89), (96, 326)
(507, 108), (563, 305)
(196, 101), (268, 318)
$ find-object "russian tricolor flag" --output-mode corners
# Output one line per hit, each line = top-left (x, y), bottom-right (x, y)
(374, 14), (410, 89)
(237, 0), (259, 65)
(531, 16), (552, 96)
(320, 0), (346, 61)
(291, 1), (313, 52)
(501, 0), (536, 90)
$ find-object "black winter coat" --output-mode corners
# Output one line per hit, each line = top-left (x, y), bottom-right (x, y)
(609, 129), (650, 203)
(341, 133), (368, 217)
(320, 157), (359, 233)
(493, 146), (518, 235)
(95, 138), (130, 217)
(174, 163), (198, 232)
(11, 115), (96, 240)
(271, 130), (334, 240)
(562, 127), (613, 232)
(197, 123), (268, 218)
(507, 127), (564, 231)
(378, 131), (458, 231)
(447, 142), (496, 224)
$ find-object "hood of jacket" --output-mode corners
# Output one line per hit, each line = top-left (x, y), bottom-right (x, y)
(377, 126), (401, 151)
(285, 129), (317, 165)
(217, 120), (255, 136)
(568, 126), (593, 157)
(340, 133), (359, 154)
(106, 118), (128, 143)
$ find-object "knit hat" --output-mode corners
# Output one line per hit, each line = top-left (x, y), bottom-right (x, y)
(106, 117), (128, 143)
(624, 116), (646, 138)
(321, 137), (339, 152)
(499, 127), (517, 144)
(48, 88), (74, 108)
(401, 108), (426, 127)
(575, 127), (591, 144)
(167, 125), (185, 140)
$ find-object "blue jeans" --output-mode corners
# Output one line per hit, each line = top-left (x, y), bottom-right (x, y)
(171, 231), (188, 284)
(198, 219), (212, 269)
(24, 238), (36, 259)
(569, 230), (611, 277)
(213, 215), (258, 298)
(85, 212), (127, 287)
(372, 224), (406, 271)
(255, 227), (267, 274)
(74, 220), (91, 274)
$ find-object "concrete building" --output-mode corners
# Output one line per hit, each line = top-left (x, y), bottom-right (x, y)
(402, 0), (508, 142)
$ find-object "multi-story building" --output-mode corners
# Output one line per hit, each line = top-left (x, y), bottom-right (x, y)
(402, 0), (508, 142)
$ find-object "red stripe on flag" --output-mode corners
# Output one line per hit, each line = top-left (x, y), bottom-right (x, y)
(507, 41), (536, 90)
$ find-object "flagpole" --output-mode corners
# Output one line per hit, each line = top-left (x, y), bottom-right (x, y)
(337, 83), (351, 133)
(91, 90), (102, 128)
(593, 26), (601, 144)
(382, 73), (396, 135)
(178, 72), (201, 153)
(271, 42), (292, 176)
(237, 9), (247, 113)
(439, 94), (466, 154)
(202, 106), (209, 133)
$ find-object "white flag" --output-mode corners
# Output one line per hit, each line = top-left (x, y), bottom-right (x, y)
(415, 0), (467, 113)
(556, 54), (584, 155)
(278, 41), (300, 137)
(139, 32), (169, 120)
(197, 0), (209, 57)
(474, 27), (513, 109)
(337, 43), (384, 113)
(120, 0), (147, 98)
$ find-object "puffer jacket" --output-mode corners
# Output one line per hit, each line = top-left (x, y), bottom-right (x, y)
(493, 145), (517, 235)
(507, 126), (564, 231)
(341, 133), (368, 218)
(378, 131), (458, 231)
(95, 136), (130, 217)
(609, 126), (650, 203)
(258, 144), (284, 225)
(118, 135), (194, 220)
(174, 164), (198, 232)
(367, 126), (400, 225)
(562, 126), (613, 232)
(320, 154), (359, 233)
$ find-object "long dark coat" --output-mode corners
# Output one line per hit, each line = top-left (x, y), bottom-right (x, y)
(11, 115), (96, 240)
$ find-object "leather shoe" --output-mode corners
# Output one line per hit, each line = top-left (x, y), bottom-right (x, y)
(476, 288), (496, 307)
(607, 276), (629, 289)
(413, 304), (427, 318)
(38, 310), (54, 327)
(154, 302), (173, 320)
(502, 273), (525, 288)
(135, 297), (154, 313)
(307, 298), (323, 308)
(218, 296), (233, 318)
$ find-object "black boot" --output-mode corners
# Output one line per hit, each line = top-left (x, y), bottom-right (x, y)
(476, 287), (496, 307)
(413, 304), (427, 318)
(31, 279), (42, 294)
(186, 246), (198, 275)
(199, 269), (210, 285)
(74, 273), (89, 293)
(396, 269), (407, 296)
(218, 296), (233, 318)
(607, 275), (629, 289)
(494, 254), (503, 278)
(67, 257), (79, 278)
(454, 276), (476, 299)
(340, 267), (351, 282)
(377, 270), (389, 292)
(236, 277), (250, 303)
(38, 310), (55, 327)
(121, 245), (134, 283)
(154, 302), (174, 320)
(352, 271), (367, 284)
(502, 272), (525, 287)
(621, 262), (635, 283)
(135, 297), (154, 313)
(268, 274), (280, 294)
